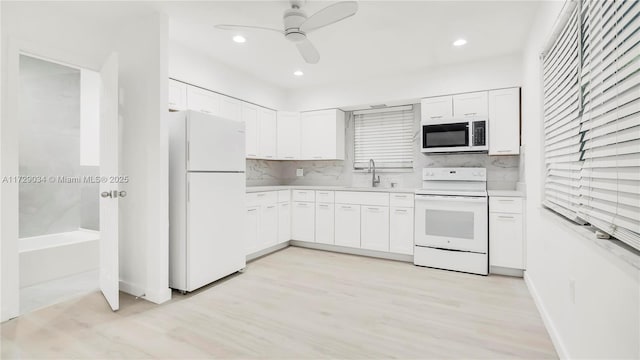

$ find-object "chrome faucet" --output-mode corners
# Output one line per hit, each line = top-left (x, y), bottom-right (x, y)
(369, 159), (381, 187)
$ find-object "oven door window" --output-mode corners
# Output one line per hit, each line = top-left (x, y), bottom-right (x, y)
(422, 123), (469, 148)
(424, 209), (474, 239)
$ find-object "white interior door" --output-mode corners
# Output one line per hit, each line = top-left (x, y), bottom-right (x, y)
(99, 53), (120, 311)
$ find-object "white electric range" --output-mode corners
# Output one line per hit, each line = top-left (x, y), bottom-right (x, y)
(414, 167), (488, 275)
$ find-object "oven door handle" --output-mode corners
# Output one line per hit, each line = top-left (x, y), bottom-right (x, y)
(415, 194), (487, 203)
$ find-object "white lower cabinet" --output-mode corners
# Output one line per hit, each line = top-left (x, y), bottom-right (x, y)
(335, 204), (361, 248)
(489, 196), (525, 271)
(490, 213), (524, 269)
(245, 206), (260, 254)
(390, 207), (414, 255)
(278, 202), (291, 243)
(361, 206), (390, 251)
(292, 201), (315, 242)
(259, 203), (278, 249)
(315, 203), (335, 244)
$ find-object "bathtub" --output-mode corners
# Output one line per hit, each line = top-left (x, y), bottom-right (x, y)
(19, 229), (99, 288)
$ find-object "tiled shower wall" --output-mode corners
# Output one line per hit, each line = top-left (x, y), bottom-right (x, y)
(247, 106), (521, 189)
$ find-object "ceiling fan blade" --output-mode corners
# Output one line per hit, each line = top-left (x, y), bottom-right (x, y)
(296, 39), (320, 64)
(215, 24), (284, 34)
(300, 1), (358, 33)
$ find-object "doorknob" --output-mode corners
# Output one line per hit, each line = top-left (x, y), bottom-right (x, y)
(101, 191), (113, 198)
(101, 190), (127, 198)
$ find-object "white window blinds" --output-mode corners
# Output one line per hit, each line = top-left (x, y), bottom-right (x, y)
(543, 0), (640, 251)
(578, 0), (640, 250)
(543, 6), (584, 221)
(353, 105), (414, 169)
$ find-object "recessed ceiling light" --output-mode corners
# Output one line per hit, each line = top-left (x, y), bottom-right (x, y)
(293, 70), (304, 77)
(233, 35), (246, 43)
(453, 38), (467, 47)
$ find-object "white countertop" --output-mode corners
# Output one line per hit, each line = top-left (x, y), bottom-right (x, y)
(487, 189), (526, 198)
(247, 185), (417, 194)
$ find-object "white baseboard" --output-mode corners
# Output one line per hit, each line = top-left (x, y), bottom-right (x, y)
(524, 272), (568, 359)
(290, 241), (414, 263)
(118, 280), (145, 298)
(490, 266), (524, 277)
(143, 287), (172, 304)
(247, 242), (289, 262)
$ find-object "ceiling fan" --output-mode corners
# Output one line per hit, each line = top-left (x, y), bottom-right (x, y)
(215, 1), (359, 64)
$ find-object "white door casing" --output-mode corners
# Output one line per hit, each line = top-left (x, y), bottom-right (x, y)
(99, 53), (120, 312)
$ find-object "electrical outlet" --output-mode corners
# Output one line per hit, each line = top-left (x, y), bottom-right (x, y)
(296, 168), (304, 177)
(569, 279), (576, 304)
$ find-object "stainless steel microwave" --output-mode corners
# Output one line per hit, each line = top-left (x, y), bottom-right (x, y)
(421, 118), (488, 153)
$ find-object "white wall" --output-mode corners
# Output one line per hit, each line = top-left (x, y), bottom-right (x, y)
(1, 2), (171, 320)
(521, 2), (640, 359)
(285, 53), (523, 111)
(169, 41), (288, 110)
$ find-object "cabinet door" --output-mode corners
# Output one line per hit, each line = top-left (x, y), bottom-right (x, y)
(421, 96), (453, 121)
(291, 202), (315, 242)
(334, 204), (361, 248)
(489, 88), (520, 155)
(187, 86), (220, 115)
(219, 95), (242, 122)
(300, 110), (337, 160)
(168, 79), (187, 111)
(242, 103), (259, 158)
(390, 207), (414, 255)
(453, 91), (488, 118)
(277, 111), (301, 160)
(259, 203), (278, 249)
(278, 202), (291, 243)
(258, 108), (277, 159)
(315, 203), (335, 245)
(490, 213), (524, 269)
(245, 206), (260, 255)
(361, 206), (390, 251)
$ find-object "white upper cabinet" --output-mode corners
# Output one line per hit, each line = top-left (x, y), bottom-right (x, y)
(242, 103), (259, 158)
(488, 88), (521, 155)
(421, 95), (453, 121)
(219, 95), (242, 122)
(300, 109), (345, 160)
(277, 111), (301, 160)
(453, 91), (488, 118)
(258, 108), (277, 159)
(168, 79), (187, 111)
(186, 86), (220, 116)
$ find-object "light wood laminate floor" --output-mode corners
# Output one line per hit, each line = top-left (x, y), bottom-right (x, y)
(1, 247), (557, 359)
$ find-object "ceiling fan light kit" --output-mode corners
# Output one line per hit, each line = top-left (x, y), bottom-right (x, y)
(215, 1), (359, 64)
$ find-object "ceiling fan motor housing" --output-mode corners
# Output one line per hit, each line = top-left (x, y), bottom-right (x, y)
(284, 8), (307, 42)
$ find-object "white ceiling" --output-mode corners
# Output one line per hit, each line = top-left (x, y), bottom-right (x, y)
(159, 1), (542, 90)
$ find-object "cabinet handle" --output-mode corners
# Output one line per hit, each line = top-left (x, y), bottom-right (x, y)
(266, 205), (275, 209)
(318, 192), (328, 195)
(297, 191), (307, 194)
(266, 155), (273, 158)
(257, 193), (266, 197)
(497, 215), (515, 219)
(284, 156), (294, 159)
(247, 208), (257, 212)
(313, 156), (322, 159)
(430, 115), (443, 119)
(394, 195), (407, 198)
(367, 207), (380, 211)
(497, 199), (514, 202)
(319, 204), (329, 208)
(394, 209), (408, 213)
(247, 153), (257, 157)
(497, 150), (511, 153)
(297, 203), (308, 207)
(341, 205), (352, 209)
(464, 112), (477, 116)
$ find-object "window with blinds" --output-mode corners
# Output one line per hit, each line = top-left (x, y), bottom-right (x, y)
(543, 0), (640, 251)
(353, 105), (415, 169)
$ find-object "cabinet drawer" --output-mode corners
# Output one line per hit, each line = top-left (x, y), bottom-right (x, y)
(247, 191), (277, 207)
(490, 197), (523, 214)
(277, 190), (291, 203)
(389, 193), (414, 208)
(315, 190), (335, 203)
(292, 190), (315, 202)
(334, 191), (389, 206)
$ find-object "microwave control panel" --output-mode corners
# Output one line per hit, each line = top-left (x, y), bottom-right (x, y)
(472, 121), (486, 146)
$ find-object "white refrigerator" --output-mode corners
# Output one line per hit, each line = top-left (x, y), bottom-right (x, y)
(169, 110), (246, 293)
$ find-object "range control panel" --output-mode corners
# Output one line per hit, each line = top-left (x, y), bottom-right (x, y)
(422, 167), (487, 181)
